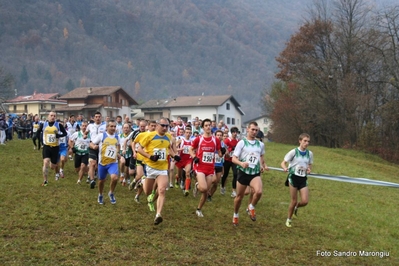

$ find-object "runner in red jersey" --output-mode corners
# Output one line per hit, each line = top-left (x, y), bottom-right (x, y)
(189, 118), (226, 217)
(221, 127), (240, 197)
(175, 127), (193, 196)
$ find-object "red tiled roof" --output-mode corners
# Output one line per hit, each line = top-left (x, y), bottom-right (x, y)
(6, 93), (65, 103)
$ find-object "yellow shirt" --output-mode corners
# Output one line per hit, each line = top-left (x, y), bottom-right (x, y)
(139, 131), (172, 170)
(134, 132), (146, 161)
(98, 133), (119, 166)
(43, 122), (59, 147)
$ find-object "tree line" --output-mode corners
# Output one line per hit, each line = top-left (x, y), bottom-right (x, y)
(265, 0), (399, 163)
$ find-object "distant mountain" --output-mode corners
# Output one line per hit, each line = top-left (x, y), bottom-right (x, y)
(0, 0), (312, 118)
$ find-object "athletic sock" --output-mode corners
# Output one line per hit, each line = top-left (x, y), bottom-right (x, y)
(249, 203), (255, 210)
(234, 213), (239, 218)
(185, 178), (191, 190)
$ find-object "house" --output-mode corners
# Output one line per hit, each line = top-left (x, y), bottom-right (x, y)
(3, 92), (67, 119)
(139, 95), (245, 128)
(243, 115), (272, 139)
(56, 86), (138, 120)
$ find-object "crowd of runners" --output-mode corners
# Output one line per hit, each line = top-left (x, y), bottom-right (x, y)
(18, 111), (313, 227)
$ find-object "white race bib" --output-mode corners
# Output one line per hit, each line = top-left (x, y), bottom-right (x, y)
(294, 165), (307, 177)
(46, 134), (56, 144)
(33, 128), (38, 133)
(202, 152), (214, 163)
(154, 148), (166, 161)
(245, 152), (259, 169)
(182, 145), (190, 154)
(215, 153), (223, 163)
(105, 146), (117, 159)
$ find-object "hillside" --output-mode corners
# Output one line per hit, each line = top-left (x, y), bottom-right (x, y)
(0, 0), (311, 118)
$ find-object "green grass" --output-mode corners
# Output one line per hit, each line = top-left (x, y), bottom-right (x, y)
(0, 140), (398, 265)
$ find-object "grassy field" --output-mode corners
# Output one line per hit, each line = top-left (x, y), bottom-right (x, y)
(0, 139), (398, 265)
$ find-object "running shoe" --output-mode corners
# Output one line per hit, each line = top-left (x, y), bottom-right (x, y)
(147, 193), (155, 203)
(147, 202), (155, 212)
(286, 219), (292, 228)
(127, 178), (131, 185)
(55, 174), (60, 181)
(86, 176), (90, 183)
(193, 182), (198, 197)
(180, 181), (184, 190)
(184, 190), (189, 197)
(294, 206), (298, 218)
(122, 179), (126, 187)
(196, 209), (204, 217)
(169, 183), (174, 188)
(108, 192), (116, 204)
(90, 180), (96, 189)
(129, 180), (136, 191)
(134, 195), (140, 203)
(220, 187), (226, 195)
(231, 191), (237, 198)
(76, 180), (81, 185)
(154, 214), (163, 225)
(232, 217), (239, 226)
(41, 180), (48, 187)
(119, 177), (124, 183)
(98, 195), (104, 205)
(59, 171), (64, 179)
(248, 205), (256, 221)
(174, 182), (180, 189)
(69, 155), (73, 160)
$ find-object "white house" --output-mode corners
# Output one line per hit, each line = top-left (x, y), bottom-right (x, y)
(139, 95), (245, 128)
(243, 115), (272, 139)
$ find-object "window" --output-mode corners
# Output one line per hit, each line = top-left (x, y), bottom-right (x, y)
(13, 105), (16, 111)
(51, 104), (55, 109)
(41, 104), (46, 110)
(24, 104), (28, 111)
(226, 117), (231, 124)
(263, 118), (268, 123)
(226, 103), (230, 110)
(107, 96), (112, 102)
(232, 118), (235, 125)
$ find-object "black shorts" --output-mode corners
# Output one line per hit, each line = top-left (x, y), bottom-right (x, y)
(136, 159), (144, 166)
(42, 145), (60, 165)
(214, 166), (223, 174)
(89, 147), (99, 161)
(287, 174), (308, 190)
(74, 153), (89, 168)
(237, 169), (260, 186)
(129, 157), (136, 170)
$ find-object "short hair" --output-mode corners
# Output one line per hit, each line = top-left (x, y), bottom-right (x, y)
(69, 114), (75, 118)
(116, 115), (122, 119)
(299, 133), (310, 140)
(201, 118), (212, 128)
(247, 121), (258, 128)
(215, 130), (224, 136)
(94, 111), (101, 116)
(230, 127), (239, 133)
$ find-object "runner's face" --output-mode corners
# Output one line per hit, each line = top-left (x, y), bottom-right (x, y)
(185, 130), (192, 138)
(299, 137), (310, 149)
(81, 123), (87, 132)
(48, 113), (56, 122)
(148, 123), (156, 132)
(247, 125), (258, 139)
(123, 124), (130, 134)
(94, 114), (101, 124)
(107, 122), (116, 134)
(216, 132), (223, 140)
(203, 122), (211, 134)
(157, 120), (169, 135)
(139, 123), (146, 132)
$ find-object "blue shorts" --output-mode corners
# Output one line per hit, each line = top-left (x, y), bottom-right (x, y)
(59, 147), (68, 157)
(98, 163), (119, 180)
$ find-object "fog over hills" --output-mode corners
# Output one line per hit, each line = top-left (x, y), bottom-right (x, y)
(0, 0), (324, 118)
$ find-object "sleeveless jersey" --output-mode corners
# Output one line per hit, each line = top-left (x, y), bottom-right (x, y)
(32, 121), (41, 135)
(191, 135), (221, 172)
(139, 131), (172, 170)
(43, 121), (60, 147)
(178, 137), (192, 161)
(87, 122), (106, 141)
(66, 121), (78, 135)
(59, 132), (69, 149)
(284, 148), (313, 177)
(119, 132), (132, 158)
(234, 138), (265, 175)
(98, 132), (119, 166)
(214, 141), (226, 167)
(70, 131), (90, 155)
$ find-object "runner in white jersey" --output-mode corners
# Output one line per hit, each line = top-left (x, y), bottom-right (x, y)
(115, 115), (123, 135)
(69, 121), (91, 184)
(85, 111), (106, 188)
(118, 123), (132, 186)
(231, 121), (268, 226)
(66, 115), (78, 160)
(281, 133), (313, 228)
(57, 121), (70, 179)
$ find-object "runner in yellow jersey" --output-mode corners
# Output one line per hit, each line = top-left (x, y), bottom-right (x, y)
(137, 118), (181, 225)
(36, 111), (67, 186)
(91, 120), (121, 205)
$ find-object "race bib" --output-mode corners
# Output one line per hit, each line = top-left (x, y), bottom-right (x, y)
(105, 146), (117, 159)
(154, 148), (166, 161)
(59, 137), (67, 144)
(46, 134), (56, 144)
(79, 144), (87, 150)
(202, 152), (214, 163)
(33, 128), (38, 133)
(294, 165), (307, 177)
(182, 145), (190, 154)
(245, 152), (259, 169)
(215, 153), (223, 163)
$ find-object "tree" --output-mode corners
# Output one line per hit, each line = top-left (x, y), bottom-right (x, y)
(0, 67), (15, 99)
(65, 79), (75, 91)
(20, 66), (29, 85)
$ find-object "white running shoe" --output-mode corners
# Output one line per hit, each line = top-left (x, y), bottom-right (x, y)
(196, 209), (204, 217)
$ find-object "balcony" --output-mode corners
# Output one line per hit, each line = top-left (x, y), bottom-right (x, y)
(103, 102), (122, 108)
(12, 109), (28, 114)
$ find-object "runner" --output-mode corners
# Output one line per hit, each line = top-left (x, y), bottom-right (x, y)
(137, 118), (181, 225)
(118, 123), (132, 186)
(189, 118), (225, 217)
(175, 127), (193, 196)
(36, 111), (67, 186)
(31, 115), (42, 150)
(69, 121), (90, 184)
(207, 129), (226, 201)
(91, 120), (121, 205)
(281, 133), (313, 228)
(231, 121), (268, 226)
(221, 127), (240, 197)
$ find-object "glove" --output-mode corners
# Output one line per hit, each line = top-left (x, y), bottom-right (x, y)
(149, 155), (160, 162)
(173, 155), (181, 162)
(193, 157), (199, 163)
(221, 147), (227, 155)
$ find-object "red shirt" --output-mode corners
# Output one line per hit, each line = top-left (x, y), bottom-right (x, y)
(224, 137), (239, 161)
(191, 135), (221, 172)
